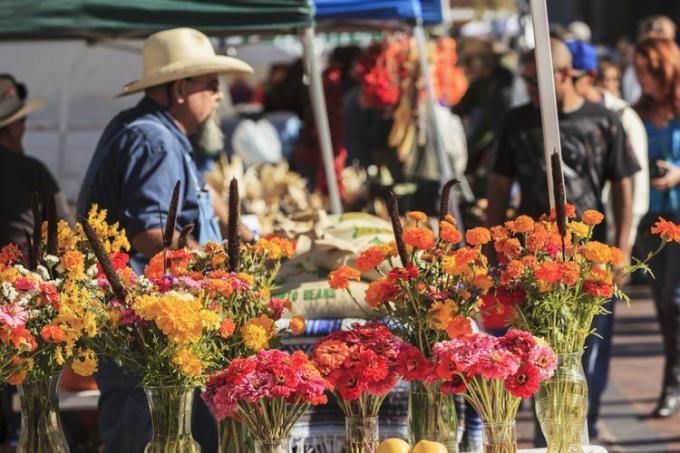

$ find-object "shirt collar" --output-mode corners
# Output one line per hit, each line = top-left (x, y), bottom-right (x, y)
(137, 96), (193, 154)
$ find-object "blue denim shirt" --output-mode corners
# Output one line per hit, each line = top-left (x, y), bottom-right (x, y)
(645, 118), (680, 218)
(77, 97), (203, 271)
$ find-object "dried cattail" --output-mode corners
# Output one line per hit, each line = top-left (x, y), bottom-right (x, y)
(46, 195), (58, 256)
(23, 230), (32, 267)
(551, 151), (568, 258)
(178, 224), (194, 249)
(29, 193), (42, 270)
(80, 219), (127, 302)
(388, 191), (409, 267)
(227, 178), (240, 272)
(164, 181), (181, 249)
(439, 179), (459, 222)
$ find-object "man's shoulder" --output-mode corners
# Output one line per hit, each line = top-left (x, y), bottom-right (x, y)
(579, 100), (622, 123)
(502, 103), (540, 129)
(103, 109), (179, 157)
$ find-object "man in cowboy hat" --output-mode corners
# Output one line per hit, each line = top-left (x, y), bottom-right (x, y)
(77, 27), (253, 452)
(0, 74), (70, 248)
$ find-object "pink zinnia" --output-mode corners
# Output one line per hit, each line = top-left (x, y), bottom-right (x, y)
(505, 364), (541, 398)
(528, 345), (557, 380)
(0, 303), (28, 328)
(475, 348), (520, 380)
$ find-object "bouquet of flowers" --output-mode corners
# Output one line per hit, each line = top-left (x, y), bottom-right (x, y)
(432, 330), (557, 453)
(311, 323), (410, 453)
(202, 349), (331, 453)
(328, 185), (489, 449)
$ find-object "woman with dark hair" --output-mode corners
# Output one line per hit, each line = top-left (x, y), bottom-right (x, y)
(634, 37), (680, 418)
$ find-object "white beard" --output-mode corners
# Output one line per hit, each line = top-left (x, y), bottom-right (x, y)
(195, 111), (224, 156)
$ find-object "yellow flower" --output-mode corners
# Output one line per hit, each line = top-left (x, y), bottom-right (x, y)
(172, 348), (204, 378)
(200, 310), (221, 331)
(428, 299), (459, 330)
(568, 221), (590, 239)
(57, 221), (78, 251)
(55, 346), (65, 366)
(71, 349), (98, 376)
(241, 323), (269, 351)
(61, 250), (86, 279)
(134, 291), (204, 344)
(132, 294), (161, 320)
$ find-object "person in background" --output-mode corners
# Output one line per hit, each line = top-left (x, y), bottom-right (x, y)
(0, 74), (71, 248)
(567, 39), (649, 438)
(77, 28), (253, 452)
(622, 15), (677, 104)
(597, 58), (622, 98)
(634, 37), (680, 418)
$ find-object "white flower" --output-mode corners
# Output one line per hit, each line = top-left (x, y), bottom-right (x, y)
(16, 295), (31, 307)
(86, 264), (99, 278)
(15, 264), (29, 275)
(36, 265), (50, 281)
(1, 282), (17, 302)
(45, 255), (59, 267)
(136, 275), (153, 291)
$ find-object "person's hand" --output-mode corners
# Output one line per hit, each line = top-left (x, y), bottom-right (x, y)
(651, 160), (680, 190)
(614, 245), (632, 288)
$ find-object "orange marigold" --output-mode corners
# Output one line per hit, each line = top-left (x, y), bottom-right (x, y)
(61, 250), (85, 276)
(403, 227), (435, 250)
(355, 246), (386, 272)
(365, 279), (394, 307)
(40, 325), (64, 343)
(550, 203), (577, 220)
(610, 247), (625, 266)
(407, 211), (428, 223)
(446, 316), (472, 339)
(219, 318), (236, 338)
(507, 215), (535, 233)
(501, 260), (524, 284)
(490, 226), (509, 241)
(440, 221), (463, 245)
(0, 243), (22, 265)
(535, 261), (563, 285)
(561, 261), (580, 286)
(289, 316), (305, 335)
(328, 265), (361, 290)
(582, 210), (604, 226)
(583, 241), (612, 264)
(269, 236), (296, 258)
(651, 218), (680, 243)
(7, 370), (26, 386)
(466, 227), (492, 246)
(473, 274), (493, 292)
(501, 238), (522, 259)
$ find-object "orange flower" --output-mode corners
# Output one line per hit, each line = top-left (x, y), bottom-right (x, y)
(501, 260), (524, 284)
(61, 250), (85, 276)
(40, 325), (64, 343)
(582, 210), (604, 226)
(506, 215), (535, 234)
(466, 227), (492, 246)
(473, 273), (493, 291)
(442, 214), (457, 225)
(328, 265), (361, 289)
(446, 316), (472, 339)
(269, 236), (296, 258)
(651, 218), (680, 243)
(521, 255), (538, 270)
(550, 203), (577, 220)
(407, 211), (428, 223)
(610, 247), (624, 266)
(440, 221), (463, 245)
(583, 241), (612, 264)
(7, 370), (26, 386)
(365, 279), (394, 307)
(355, 246), (387, 272)
(490, 226), (509, 241)
(501, 238), (522, 259)
(535, 261), (562, 285)
(219, 318), (236, 338)
(403, 227), (435, 250)
(560, 261), (580, 286)
(526, 224), (549, 253)
(289, 316), (305, 335)
(0, 243), (22, 265)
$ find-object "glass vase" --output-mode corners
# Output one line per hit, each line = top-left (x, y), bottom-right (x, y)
(143, 386), (200, 453)
(17, 371), (69, 453)
(408, 381), (458, 452)
(218, 417), (249, 453)
(535, 352), (588, 453)
(482, 422), (517, 453)
(254, 437), (289, 453)
(346, 416), (379, 453)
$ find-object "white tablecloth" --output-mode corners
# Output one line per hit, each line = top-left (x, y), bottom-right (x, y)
(519, 447), (607, 453)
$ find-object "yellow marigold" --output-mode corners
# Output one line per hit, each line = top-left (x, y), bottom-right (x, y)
(402, 227), (435, 250)
(270, 237), (295, 258)
(71, 349), (98, 376)
(200, 310), (221, 331)
(506, 215), (535, 233)
(172, 348), (204, 377)
(407, 211), (428, 223)
(241, 323), (269, 351)
(57, 220), (78, 251)
(329, 265), (361, 289)
(465, 227), (492, 246)
(583, 241), (612, 264)
(236, 273), (254, 286)
(441, 255), (471, 277)
(582, 210), (604, 226)
(61, 250), (85, 278)
(428, 299), (459, 330)
(254, 238), (282, 260)
(289, 316), (305, 335)
(150, 292), (204, 344)
(131, 294), (161, 321)
(568, 221), (590, 239)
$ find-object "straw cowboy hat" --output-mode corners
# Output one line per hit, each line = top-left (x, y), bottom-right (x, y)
(0, 75), (46, 129)
(117, 27), (253, 97)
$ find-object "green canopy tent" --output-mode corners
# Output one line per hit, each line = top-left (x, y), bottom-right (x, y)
(0, 0), (343, 213)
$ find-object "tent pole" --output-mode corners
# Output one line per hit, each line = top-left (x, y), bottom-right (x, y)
(300, 26), (343, 215)
(412, 21), (469, 230)
(529, 0), (564, 209)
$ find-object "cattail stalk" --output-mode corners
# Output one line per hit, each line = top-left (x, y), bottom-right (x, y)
(389, 191), (409, 267)
(227, 178), (240, 272)
(80, 219), (127, 302)
(178, 224), (194, 249)
(29, 193), (42, 270)
(164, 181), (181, 249)
(551, 151), (567, 259)
(439, 179), (459, 222)
(46, 195), (58, 256)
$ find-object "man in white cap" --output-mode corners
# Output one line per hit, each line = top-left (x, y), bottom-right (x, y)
(0, 74), (70, 247)
(77, 28), (252, 452)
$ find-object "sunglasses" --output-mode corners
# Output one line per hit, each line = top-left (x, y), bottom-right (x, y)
(185, 77), (220, 94)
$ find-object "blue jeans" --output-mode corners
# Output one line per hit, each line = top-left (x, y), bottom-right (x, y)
(95, 360), (217, 453)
